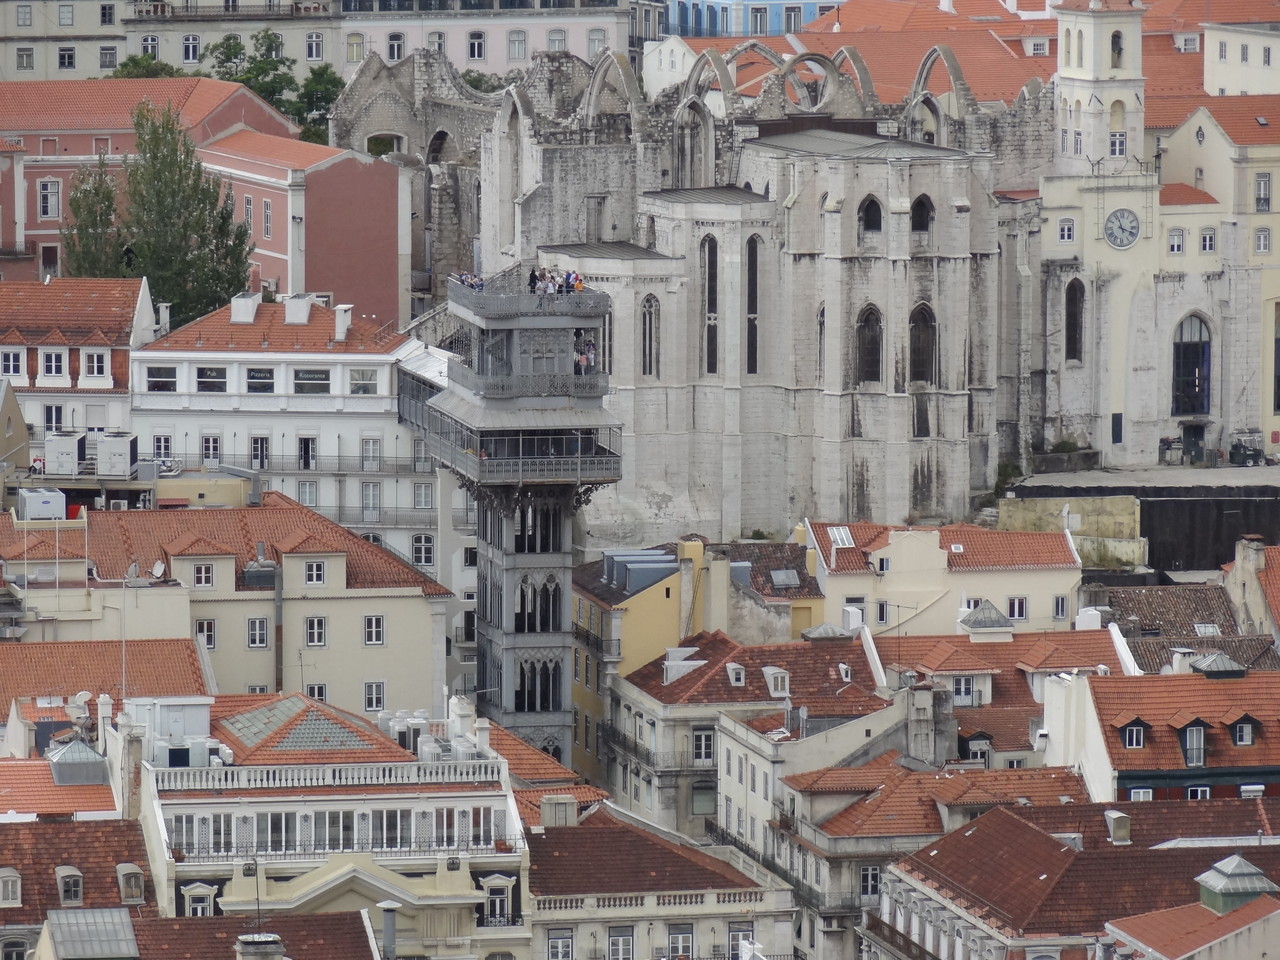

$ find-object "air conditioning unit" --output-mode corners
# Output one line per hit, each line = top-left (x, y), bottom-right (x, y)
(712, 947), (725, 957)
(109, 499), (128, 511)
(263, 277), (279, 294)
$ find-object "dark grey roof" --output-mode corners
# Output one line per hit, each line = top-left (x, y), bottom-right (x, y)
(1125, 636), (1280, 674)
(540, 241), (681, 261)
(747, 129), (965, 158)
(47, 908), (138, 959)
(961, 599), (1014, 630)
(641, 186), (769, 204)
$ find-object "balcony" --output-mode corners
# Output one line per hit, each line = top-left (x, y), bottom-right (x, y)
(172, 833), (525, 864)
(128, 0), (331, 18)
(0, 241), (35, 259)
(573, 622), (620, 659)
(600, 722), (653, 767)
(311, 505), (439, 528)
(448, 278), (612, 322)
(477, 913), (524, 928)
(423, 432), (621, 487)
(447, 358), (609, 399)
(864, 914), (943, 960)
(452, 506), (478, 530)
(132, 392), (395, 414)
(705, 821), (861, 915)
(533, 889), (773, 916)
(151, 757), (505, 792)
(199, 453), (435, 476)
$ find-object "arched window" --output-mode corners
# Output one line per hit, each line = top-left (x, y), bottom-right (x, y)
(346, 33), (365, 62)
(909, 306), (937, 385)
(707, 6), (718, 35)
(427, 32), (445, 54)
(142, 35), (159, 57)
(1059, 218), (1075, 242)
(641, 295), (660, 377)
(514, 576), (563, 633)
(816, 303), (826, 384)
(182, 35), (200, 63)
(910, 196), (933, 233)
(856, 307), (882, 384)
(746, 235), (761, 375)
(1076, 29), (1083, 68)
(412, 534), (434, 566)
(269, 33), (284, 59)
(859, 196), (882, 234)
(1110, 101), (1126, 157)
(588, 28), (607, 58)
(1172, 315), (1211, 415)
(1062, 28), (1071, 69)
(548, 29), (566, 51)
(361, 532), (384, 546)
(1257, 227), (1272, 254)
(305, 32), (322, 61)
(701, 235), (718, 374)
(1065, 278), (1084, 362)
(468, 31), (485, 60)
(2, 941), (27, 960)
(508, 29), (526, 61)
(1111, 30), (1123, 68)
(387, 32), (405, 61)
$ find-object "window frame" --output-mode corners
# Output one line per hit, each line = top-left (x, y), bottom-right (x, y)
(195, 618), (216, 650)
(193, 563), (214, 588)
(364, 614), (384, 646)
(305, 31), (322, 60)
(1168, 228), (1185, 254)
(364, 681), (385, 712)
(304, 559), (326, 585)
(1058, 218), (1075, 242)
(247, 617), (268, 649)
(1124, 724), (1144, 748)
(182, 34), (200, 63)
(305, 616), (327, 647)
(1201, 227), (1216, 253)
(467, 30), (485, 60)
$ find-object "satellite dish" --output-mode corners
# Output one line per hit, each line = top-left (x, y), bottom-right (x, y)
(125, 561), (140, 579)
(151, 560), (165, 579)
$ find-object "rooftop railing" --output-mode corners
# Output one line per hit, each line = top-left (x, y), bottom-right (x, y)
(448, 278), (611, 321)
(172, 833), (525, 863)
(152, 758), (505, 792)
(447, 359), (609, 399)
(423, 433), (621, 486)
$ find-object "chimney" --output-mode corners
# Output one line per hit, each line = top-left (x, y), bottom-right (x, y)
(1104, 809), (1131, 845)
(229, 292), (262, 324)
(377, 901), (401, 960)
(157, 303), (171, 334)
(540, 794), (577, 827)
(938, 0), (955, 12)
(283, 294), (312, 325)
(1240, 534), (1266, 573)
(96, 693), (113, 754)
(334, 304), (353, 341)
(473, 716), (491, 752)
(234, 934), (285, 960)
(1170, 647), (1195, 675)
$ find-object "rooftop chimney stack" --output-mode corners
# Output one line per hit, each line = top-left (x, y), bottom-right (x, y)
(96, 693), (113, 754)
(283, 294), (312, 325)
(1104, 809), (1131, 846)
(334, 304), (353, 341)
(377, 901), (401, 960)
(229, 292), (263, 324)
(234, 933), (285, 960)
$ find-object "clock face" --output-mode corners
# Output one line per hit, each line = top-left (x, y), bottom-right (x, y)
(1104, 208), (1141, 248)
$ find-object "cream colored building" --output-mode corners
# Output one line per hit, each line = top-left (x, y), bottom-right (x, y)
(804, 520), (1081, 636)
(1203, 23), (1280, 97)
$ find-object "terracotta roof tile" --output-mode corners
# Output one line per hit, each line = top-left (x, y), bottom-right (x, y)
(0, 78), (250, 132)
(710, 541), (823, 601)
(1101, 583), (1241, 640)
(1127, 635), (1280, 673)
(141, 301), (407, 355)
(488, 725), (579, 785)
(1110, 893), (1280, 957)
(0, 638), (207, 711)
(0, 279), (145, 346)
(1160, 182), (1218, 205)
(0, 759), (115, 814)
(626, 629), (887, 716)
(527, 808), (757, 895)
(1089, 673), (1280, 771)
(201, 129), (346, 171)
(0, 820), (154, 926)
(132, 911), (376, 959)
(1201, 95), (1280, 144)
(1014, 796), (1280, 848)
(781, 752), (902, 793)
(515, 785), (610, 825)
(809, 521), (1077, 574)
(954, 705), (1039, 750)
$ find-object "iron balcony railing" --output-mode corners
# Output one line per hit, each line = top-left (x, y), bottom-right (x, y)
(447, 358), (609, 399)
(705, 821), (862, 914)
(311, 505), (439, 528)
(477, 913), (525, 927)
(128, 0), (330, 18)
(0, 241), (35, 258)
(424, 433), (621, 486)
(863, 914), (943, 960)
(207, 453), (436, 476)
(172, 833), (525, 863)
(573, 622), (621, 659)
(600, 724), (719, 772)
(448, 278), (611, 320)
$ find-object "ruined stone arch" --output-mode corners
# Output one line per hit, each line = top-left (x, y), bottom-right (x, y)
(672, 96), (716, 188)
(496, 89), (535, 251)
(584, 50), (649, 140)
(776, 51), (843, 113)
(904, 45), (979, 143)
(831, 45), (880, 110)
(682, 49), (743, 117)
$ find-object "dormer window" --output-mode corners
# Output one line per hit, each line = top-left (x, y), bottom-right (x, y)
(762, 666), (789, 697)
(0, 868), (19, 906)
(1183, 724), (1206, 767)
(1236, 721), (1254, 746)
(55, 866), (82, 905)
(1124, 724), (1144, 749)
(304, 560), (325, 585)
(726, 662), (745, 686)
(116, 863), (144, 903)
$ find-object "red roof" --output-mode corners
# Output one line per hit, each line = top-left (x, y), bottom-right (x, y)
(809, 521), (1078, 574)
(201, 129), (347, 171)
(0, 638), (207, 713)
(1088, 673), (1280, 771)
(0, 758), (115, 814)
(0, 279), (146, 347)
(489, 725), (579, 785)
(1160, 182), (1218, 205)
(515, 785), (610, 824)
(0, 78), (255, 133)
(1200, 95), (1280, 144)
(132, 912), (377, 960)
(527, 808), (758, 895)
(142, 300), (407, 355)
(1110, 894), (1280, 958)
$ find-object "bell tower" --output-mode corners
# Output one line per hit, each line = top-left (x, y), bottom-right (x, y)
(1053, 0), (1147, 175)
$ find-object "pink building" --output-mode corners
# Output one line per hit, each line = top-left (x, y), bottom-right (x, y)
(0, 78), (408, 323)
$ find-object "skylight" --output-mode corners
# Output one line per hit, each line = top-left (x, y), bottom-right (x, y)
(828, 525), (854, 548)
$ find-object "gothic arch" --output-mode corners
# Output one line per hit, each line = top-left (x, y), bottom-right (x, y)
(906, 45), (979, 128)
(777, 52), (842, 113)
(496, 90), (534, 251)
(831, 45), (880, 110)
(681, 49), (744, 117)
(673, 96), (716, 188)
(584, 50), (651, 139)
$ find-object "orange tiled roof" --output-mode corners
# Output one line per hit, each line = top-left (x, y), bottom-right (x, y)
(625, 629), (888, 716)
(0, 638), (207, 712)
(489, 725), (579, 785)
(0, 77), (250, 132)
(206, 693), (415, 767)
(0, 758), (115, 814)
(1111, 894), (1280, 957)
(515, 785), (610, 825)
(0, 820), (154, 925)
(1160, 182), (1218, 205)
(528, 807), (757, 895)
(133, 912), (377, 960)
(141, 300), (407, 355)
(0, 279), (145, 346)
(781, 750), (901, 793)
(809, 521), (1077, 574)
(1200, 95), (1280, 144)
(52, 492), (450, 596)
(1089, 673), (1280, 771)
(201, 129), (346, 171)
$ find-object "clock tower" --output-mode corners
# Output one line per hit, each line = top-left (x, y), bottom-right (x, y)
(1053, 0), (1147, 177)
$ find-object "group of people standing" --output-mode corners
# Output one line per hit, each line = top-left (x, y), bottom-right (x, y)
(457, 272), (485, 290)
(528, 266), (584, 294)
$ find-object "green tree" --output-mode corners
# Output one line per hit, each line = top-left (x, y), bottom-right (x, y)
(61, 104), (253, 327)
(60, 156), (123, 277)
(460, 68), (523, 93)
(109, 53), (186, 78)
(202, 28), (299, 112)
(294, 63), (345, 144)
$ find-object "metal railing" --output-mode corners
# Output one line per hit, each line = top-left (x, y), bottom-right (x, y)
(573, 622), (620, 658)
(600, 722), (654, 766)
(863, 915), (942, 960)
(423, 433), (621, 486)
(452, 507), (478, 529)
(448, 278), (611, 320)
(477, 913), (525, 928)
(705, 822), (861, 914)
(311, 505), (439, 528)
(0, 241), (35, 258)
(173, 833), (525, 863)
(448, 359), (609, 399)
(152, 758), (504, 792)
(128, 0), (330, 17)
(198, 453), (435, 476)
